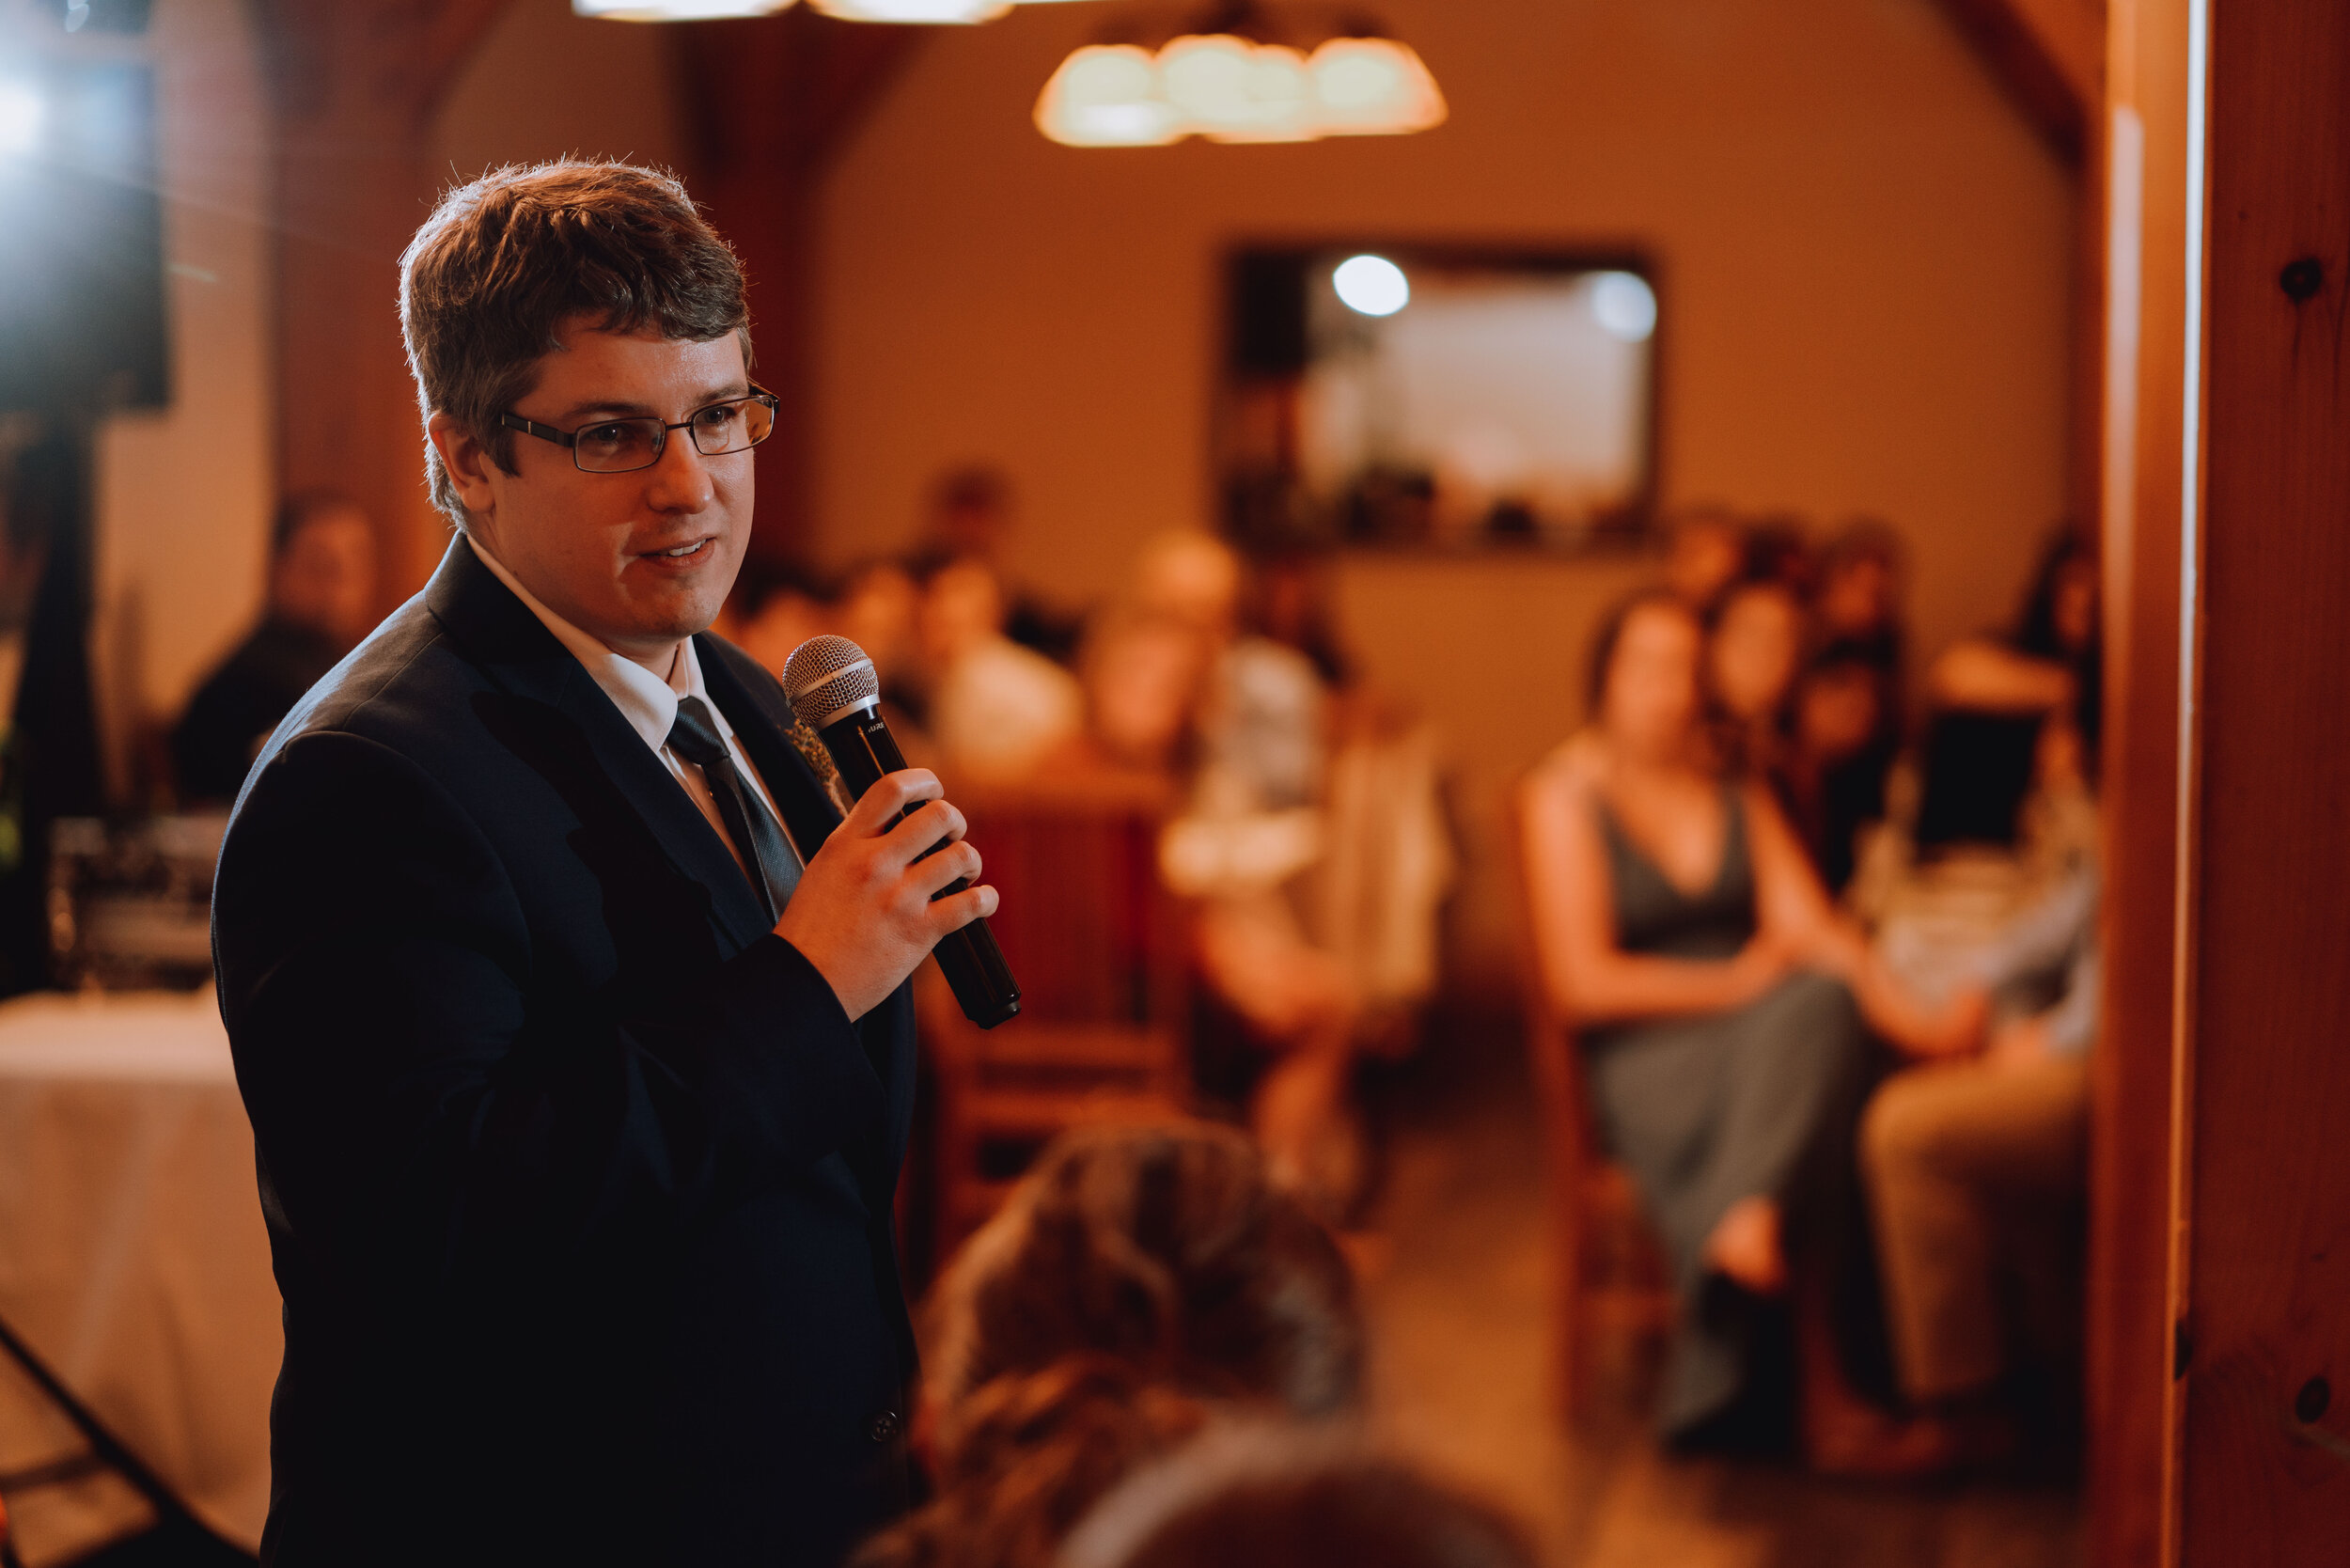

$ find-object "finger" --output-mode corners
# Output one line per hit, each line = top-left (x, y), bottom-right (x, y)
(926, 883), (998, 934)
(912, 839), (982, 901)
(883, 798), (968, 864)
(841, 769), (942, 836)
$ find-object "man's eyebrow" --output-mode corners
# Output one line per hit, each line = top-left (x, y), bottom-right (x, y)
(549, 383), (752, 424)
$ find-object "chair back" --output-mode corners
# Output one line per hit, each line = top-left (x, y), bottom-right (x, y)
(920, 776), (1190, 1265)
(1504, 769), (1673, 1417)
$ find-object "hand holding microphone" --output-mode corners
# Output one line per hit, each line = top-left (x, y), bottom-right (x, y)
(776, 636), (1023, 1029)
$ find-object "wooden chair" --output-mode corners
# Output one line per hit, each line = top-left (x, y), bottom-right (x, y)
(1506, 780), (1677, 1420)
(919, 775), (1192, 1269)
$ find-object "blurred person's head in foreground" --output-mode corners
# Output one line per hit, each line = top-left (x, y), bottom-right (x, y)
(1587, 589), (1707, 766)
(1663, 506), (1746, 613)
(1134, 533), (1243, 644)
(270, 491), (379, 651)
(927, 1120), (1363, 1422)
(1061, 1428), (1537, 1568)
(1073, 607), (1212, 776)
(854, 1357), (1212, 1568)
(405, 161), (763, 666)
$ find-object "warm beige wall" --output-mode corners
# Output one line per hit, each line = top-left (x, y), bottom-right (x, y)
(89, 0), (276, 790)
(813, 0), (2077, 990)
(431, 0), (696, 187)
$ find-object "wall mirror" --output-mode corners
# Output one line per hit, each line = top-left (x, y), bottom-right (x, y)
(1220, 245), (1661, 553)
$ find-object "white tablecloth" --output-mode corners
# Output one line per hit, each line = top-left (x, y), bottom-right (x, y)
(0, 990), (276, 1561)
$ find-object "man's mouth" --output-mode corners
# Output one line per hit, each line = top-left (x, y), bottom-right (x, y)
(647, 538), (713, 560)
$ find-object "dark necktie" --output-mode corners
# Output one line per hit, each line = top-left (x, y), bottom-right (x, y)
(666, 696), (800, 922)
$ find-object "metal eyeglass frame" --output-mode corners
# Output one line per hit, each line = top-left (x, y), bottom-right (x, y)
(497, 385), (781, 475)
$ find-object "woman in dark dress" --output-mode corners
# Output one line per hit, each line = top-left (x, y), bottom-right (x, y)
(1520, 591), (1977, 1457)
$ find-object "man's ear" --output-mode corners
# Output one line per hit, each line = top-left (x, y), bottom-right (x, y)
(428, 414), (499, 517)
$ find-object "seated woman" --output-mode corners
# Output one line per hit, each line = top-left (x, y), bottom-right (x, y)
(1518, 590), (1977, 1455)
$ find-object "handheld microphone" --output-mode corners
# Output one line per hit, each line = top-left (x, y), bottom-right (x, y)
(782, 635), (1022, 1030)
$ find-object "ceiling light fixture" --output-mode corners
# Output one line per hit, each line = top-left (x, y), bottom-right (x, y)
(807, 0), (1008, 21)
(1036, 10), (1445, 148)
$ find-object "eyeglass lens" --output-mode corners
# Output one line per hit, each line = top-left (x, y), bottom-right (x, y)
(573, 398), (776, 474)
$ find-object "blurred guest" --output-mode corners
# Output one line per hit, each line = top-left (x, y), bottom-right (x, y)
(171, 491), (376, 804)
(727, 558), (841, 679)
(839, 556), (932, 730)
(1247, 549), (1352, 691)
(1742, 514), (1815, 595)
(1781, 647), (1896, 895)
(1142, 533), (1452, 1219)
(1046, 606), (1212, 788)
(852, 1358), (1211, 1568)
(923, 1120), (1363, 1421)
(1663, 505), (1747, 614)
(1813, 519), (1908, 681)
(1705, 574), (1805, 779)
(1518, 591), (1980, 1455)
(1858, 713), (2098, 1473)
(918, 555), (1083, 785)
(1780, 522), (1909, 895)
(919, 466), (1083, 664)
(1930, 528), (2100, 745)
(1062, 1430), (1537, 1568)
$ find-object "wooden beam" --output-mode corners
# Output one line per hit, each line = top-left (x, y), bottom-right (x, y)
(1935, 0), (2105, 161)
(2172, 0), (2350, 1558)
(676, 12), (921, 565)
(255, 0), (513, 607)
(2086, 0), (2193, 1561)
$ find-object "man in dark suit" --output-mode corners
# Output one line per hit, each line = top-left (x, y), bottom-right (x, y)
(212, 162), (995, 1566)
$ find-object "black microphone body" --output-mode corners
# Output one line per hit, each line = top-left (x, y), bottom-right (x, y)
(814, 702), (1022, 1030)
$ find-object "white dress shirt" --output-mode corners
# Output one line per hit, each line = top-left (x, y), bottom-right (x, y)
(469, 537), (805, 883)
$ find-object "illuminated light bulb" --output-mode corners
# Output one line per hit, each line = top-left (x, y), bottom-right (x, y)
(1211, 43), (1316, 143)
(808, 0), (1010, 19)
(1590, 272), (1656, 341)
(573, 0), (795, 17)
(1306, 37), (1447, 135)
(1333, 254), (1410, 317)
(1159, 37), (1315, 142)
(0, 82), (40, 158)
(1035, 45), (1183, 147)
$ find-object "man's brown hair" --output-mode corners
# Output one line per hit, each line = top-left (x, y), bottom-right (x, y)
(400, 161), (751, 526)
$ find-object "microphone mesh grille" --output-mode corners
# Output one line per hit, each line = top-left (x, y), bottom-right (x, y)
(782, 635), (881, 729)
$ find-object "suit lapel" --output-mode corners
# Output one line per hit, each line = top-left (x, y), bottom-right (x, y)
(423, 536), (775, 955)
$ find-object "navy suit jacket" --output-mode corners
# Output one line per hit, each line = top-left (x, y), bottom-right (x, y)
(213, 536), (918, 1566)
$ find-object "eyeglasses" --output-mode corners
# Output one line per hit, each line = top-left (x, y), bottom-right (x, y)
(498, 386), (780, 475)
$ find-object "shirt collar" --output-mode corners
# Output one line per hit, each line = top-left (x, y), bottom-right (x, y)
(467, 532), (730, 755)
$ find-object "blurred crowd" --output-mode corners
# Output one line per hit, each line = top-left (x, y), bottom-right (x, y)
(149, 468), (2107, 1525)
(1523, 507), (2102, 1474)
(716, 470), (1457, 1228)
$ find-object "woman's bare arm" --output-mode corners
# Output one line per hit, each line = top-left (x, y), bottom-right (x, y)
(1930, 637), (2075, 714)
(1745, 784), (1984, 1057)
(1518, 759), (1787, 1027)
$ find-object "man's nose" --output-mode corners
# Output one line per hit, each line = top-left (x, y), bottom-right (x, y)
(645, 429), (714, 512)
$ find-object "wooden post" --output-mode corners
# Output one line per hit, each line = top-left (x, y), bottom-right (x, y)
(675, 13), (916, 566)
(257, 0), (512, 609)
(2086, 0), (2193, 1560)
(2169, 0), (2350, 1557)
